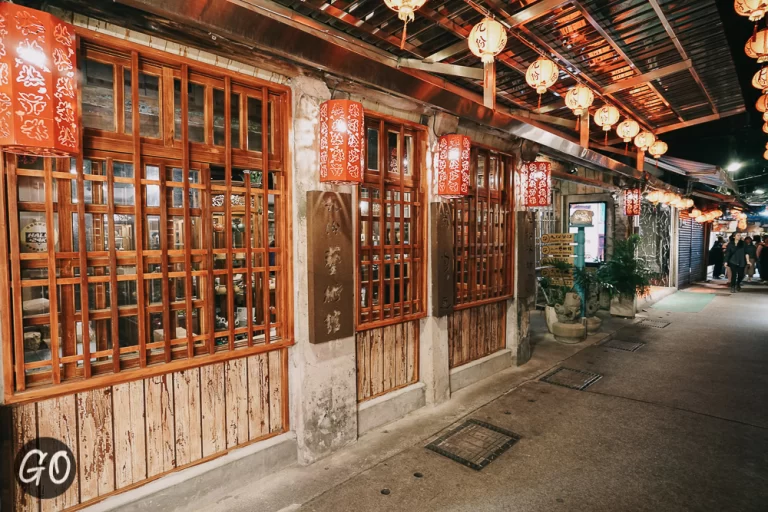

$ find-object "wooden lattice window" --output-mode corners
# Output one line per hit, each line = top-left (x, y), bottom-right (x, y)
(0, 37), (292, 399)
(453, 146), (514, 306)
(357, 116), (425, 328)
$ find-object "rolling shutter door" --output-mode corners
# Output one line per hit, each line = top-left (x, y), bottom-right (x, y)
(677, 218), (692, 288)
(690, 221), (705, 283)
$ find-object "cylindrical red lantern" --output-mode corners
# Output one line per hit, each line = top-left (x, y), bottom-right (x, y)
(0, 4), (79, 156)
(437, 134), (471, 197)
(624, 188), (641, 216)
(318, 99), (364, 184)
(523, 161), (551, 207)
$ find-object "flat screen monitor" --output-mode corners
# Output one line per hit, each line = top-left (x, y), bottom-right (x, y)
(569, 202), (607, 265)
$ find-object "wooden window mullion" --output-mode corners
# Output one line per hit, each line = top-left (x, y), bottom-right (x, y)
(223, 79), (234, 351)
(131, 51), (148, 367)
(105, 158), (121, 373)
(204, 164), (215, 355)
(158, 163), (172, 362)
(261, 87), (271, 345)
(75, 153), (92, 378)
(484, 154), (492, 300)
(7, 158), (26, 391)
(0, 156), (13, 392)
(377, 120), (385, 322)
(182, 63), (194, 359)
(398, 127), (405, 320)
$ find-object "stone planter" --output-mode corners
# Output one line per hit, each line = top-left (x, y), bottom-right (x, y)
(552, 321), (586, 343)
(544, 305), (558, 334)
(610, 295), (637, 318)
(585, 316), (602, 334)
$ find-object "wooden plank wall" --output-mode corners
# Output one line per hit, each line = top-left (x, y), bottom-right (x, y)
(5, 349), (287, 512)
(448, 302), (507, 369)
(356, 320), (419, 402)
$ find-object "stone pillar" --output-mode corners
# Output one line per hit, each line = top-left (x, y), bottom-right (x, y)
(509, 210), (535, 365)
(288, 76), (358, 464)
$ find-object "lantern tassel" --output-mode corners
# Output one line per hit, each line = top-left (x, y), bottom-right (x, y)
(537, 94), (541, 112)
(604, 131), (608, 145)
(400, 20), (408, 50)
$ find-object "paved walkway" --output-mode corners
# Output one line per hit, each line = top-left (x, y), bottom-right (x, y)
(206, 283), (768, 512)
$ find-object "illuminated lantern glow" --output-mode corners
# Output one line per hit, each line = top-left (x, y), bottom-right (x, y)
(0, 4), (79, 156)
(616, 119), (640, 143)
(757, 94), (768, 113)
(649, 140), (668, 159)
(763, 122), (768, 134)
(690, 208), (702, 218)
(624, 188), (642, 216)
(634, 131), (656, 152)
(746, 29), (768, 62)
(526, 57), (559, 110)
(522, 161), (552, 207)
(753, 67), (768, 91)
(564, 84), (594, 116)
(383, 0), (427, 48)
(695, 215), (707, 223)
(738, 218), (748, 230)
(318, 99), (364, 184)
(468, 18), (507, 64)
(764, 149), (768, 160)
(735, 0), (768, 22)
(436, 134), (471, 198)
(684, 198), (694, 209)
(593, 105), (620, 132)
(646, 190), (662, 204)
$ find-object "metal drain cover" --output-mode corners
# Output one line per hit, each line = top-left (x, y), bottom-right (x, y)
(639, 319), (670, 328)
(425, 419), (520, 471)
(603, 339), (645, 352)
(541, 367), (602, 390)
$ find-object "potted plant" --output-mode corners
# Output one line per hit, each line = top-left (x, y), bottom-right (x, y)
(538, 276), (567, 333)
(596, 235), (653, 318)
(538, 260), (585, 341)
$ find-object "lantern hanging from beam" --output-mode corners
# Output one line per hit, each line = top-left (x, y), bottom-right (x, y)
(436, 134), (471, 198)
(522, 161), (551, 207)
(764, 149), (768, 160)
(752, 67), (768, 91)
(746, 29), (768, 61)
(593, 105), (620, 132)
(616, 119), (640, 151)
(0, 4), (79, 156)
(735, 0), (768, 22)
(468, 18), (507, 64)
(525, 57), (558, 110)
(564, 84), (594, 116)
(763, 122), (768, 134)
(649, 140), (668, 160)
(645, 190), (662, 204)
(634, 131), (656, 152)
(624, 188), (641, 216)
(318, 99), (364, 184)
(383, 0), (427, 49)
(690, 208), (702, 218)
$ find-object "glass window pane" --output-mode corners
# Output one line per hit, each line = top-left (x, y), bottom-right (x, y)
(213, 91), (240, 148)
(367, 128), (379, 171)
(83, 59), (115, 131)
(178, 81), (206, 143)
(387, 132), (399, 174)
(404, 135), (413, 176)
(126, 73), (160, 138)
(247, 96), (263, 151)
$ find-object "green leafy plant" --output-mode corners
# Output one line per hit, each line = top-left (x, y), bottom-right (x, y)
(538, 259), (575, 307)
(596, 235), (654, 299)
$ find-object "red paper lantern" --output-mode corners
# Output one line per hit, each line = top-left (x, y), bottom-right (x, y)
(0, 4), (79, 156)
(437, 134), (471, 197)
(624, 188), (641, 216)
(522, 161), (551, 207)
(319, 99), (364, 184)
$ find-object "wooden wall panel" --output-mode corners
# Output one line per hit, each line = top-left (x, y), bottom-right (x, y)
(113, 380), (147, 488)
(268, 350), (283, 432)
(12, 403), (38, 512)
(145, 376), (175, 477)
(356, 320), (420, 402)
(225, 358), (249, 448)
(173, 368), (203, 466)
(38, 395), (79, 512)
(448, 301), (507, 369)
(77, 389), (115, 502)
(247, 353), (270, 439)
(200, 362), (227, 457)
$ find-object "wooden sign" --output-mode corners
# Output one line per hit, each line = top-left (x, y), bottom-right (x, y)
(541, 268), (573, 278)
(541, 257), (570, 265)
(307, 191), (354, 344)
(517, 211), (536, 299)
(549, 277), (574, 287)
(542, 244), (576, 256)
(430, 202), (454, 317)
(541, 233), (575, 244)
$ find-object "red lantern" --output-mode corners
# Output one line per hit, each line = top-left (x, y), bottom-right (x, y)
(0, 4), (79, 156)
(437, 134), (471, 197)
(624, 188), (641, 216)
(522, 161), (551, 207)
(319, 99), (364, 184)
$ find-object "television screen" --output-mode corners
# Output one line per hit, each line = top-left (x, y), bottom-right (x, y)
(569, 202), (607, 264)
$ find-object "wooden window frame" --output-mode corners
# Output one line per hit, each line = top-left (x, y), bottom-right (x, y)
(356, 112), (427, 330)
(452, 144), (514, 310)
(0, 30), (294, 404)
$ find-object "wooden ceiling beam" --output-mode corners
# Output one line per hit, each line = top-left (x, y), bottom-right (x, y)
(654, 107), (745, 134)
(602, 59), (692, 95)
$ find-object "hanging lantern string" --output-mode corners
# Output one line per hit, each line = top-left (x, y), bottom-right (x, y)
(400, 18), (409, 50)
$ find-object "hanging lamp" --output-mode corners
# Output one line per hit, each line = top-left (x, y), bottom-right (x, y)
(564, 84), (594, 117)
(752, 67), (768, 91)
(318, 99), (365, 184)
(757, 94), (768, 121)
(436, 134), (471, 198)
(763, 122), (768, 134)
(616, 119), (640, 151)
(634, 131), (656, 153)
(624, 188), (642, 216)
(735, 0), (768, 22)
(525, 57), (559, 110)
(522, 161), (552, 207)
(649, 140), (668, 160)
(746, 29), (768, 62)
(468, 18), (507, 64)
(383, 0), (427, 49)
(593, 105), (620, 144)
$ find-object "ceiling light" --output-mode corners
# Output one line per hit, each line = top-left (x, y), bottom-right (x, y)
(726, 162), (743, 172)
(755, 188), (765, 194)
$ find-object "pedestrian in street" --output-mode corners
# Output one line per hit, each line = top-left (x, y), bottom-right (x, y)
(744, 237), (757, 282)
(758, 234), (768, 282)
(709, 236), (725, 279)
(725, 239), (746, 292)
(724, 234), (736, 283)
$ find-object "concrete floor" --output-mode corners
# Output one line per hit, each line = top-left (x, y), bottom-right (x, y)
(204, 282), (768, 512)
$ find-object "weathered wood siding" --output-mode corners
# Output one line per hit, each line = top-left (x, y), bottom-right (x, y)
(448, 302), (506, 369)
(356, 321), (419, 402)
(4, 348), (287, 512)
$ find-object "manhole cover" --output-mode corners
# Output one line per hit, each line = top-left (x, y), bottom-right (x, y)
(540, 367), (602, 390)
(639, 319), (670, 329)
(425, 419), (520, 471)
(603, 339), (645, 352)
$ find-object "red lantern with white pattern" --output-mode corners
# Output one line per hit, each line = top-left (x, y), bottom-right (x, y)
(522, 161), (551, 207)
(437, 134), (471, 197)
(318, 99), (364, 184)
(624, 188), (641, 216)
(0, 4), (79, 156)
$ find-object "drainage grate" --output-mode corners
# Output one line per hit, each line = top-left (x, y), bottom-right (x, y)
(603, 339), (645, 352)
(639, 319), (670, 329)
(541, 367), (602, 391)
(425, 419), (520, 471)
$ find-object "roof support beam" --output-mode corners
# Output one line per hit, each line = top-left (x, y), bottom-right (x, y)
(424, 40), (469, 63)
(398, 58), (483, 79)
(602, 60), (692, 95)
(655, 108), (746, 134)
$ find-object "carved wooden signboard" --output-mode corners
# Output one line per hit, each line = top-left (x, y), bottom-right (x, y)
(430, 202), (454, 316)
(517, 210), (536, 299)
(307, 191), (354, 344)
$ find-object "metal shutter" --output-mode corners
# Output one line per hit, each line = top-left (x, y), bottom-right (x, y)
(677, 218), (692, 288)
(690, 221), (705, 283)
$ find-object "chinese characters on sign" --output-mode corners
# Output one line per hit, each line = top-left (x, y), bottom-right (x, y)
(307, 191), (354, 344)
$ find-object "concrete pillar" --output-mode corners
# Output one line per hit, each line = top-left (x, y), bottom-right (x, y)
(288, 76), (358, 465)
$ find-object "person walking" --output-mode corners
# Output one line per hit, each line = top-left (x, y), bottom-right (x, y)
(709, 236), (725, 279)
(744, 237), (758, 282)
(758, 235), (768, 282)
(725, 239), (746, 292)
(724, 235), (736, 283)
